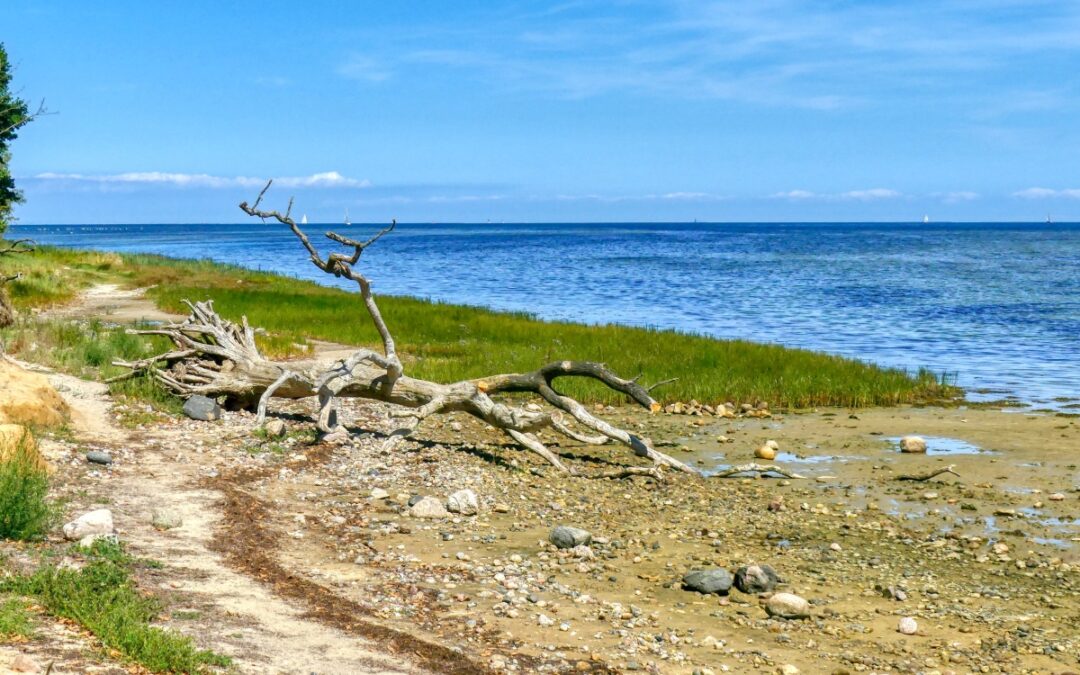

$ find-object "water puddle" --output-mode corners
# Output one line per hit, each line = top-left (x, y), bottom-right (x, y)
(772, 451), (847, 464)
(885, 436), (994, 455)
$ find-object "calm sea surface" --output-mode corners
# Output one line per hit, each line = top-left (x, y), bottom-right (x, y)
(11, 222), (1080, 408)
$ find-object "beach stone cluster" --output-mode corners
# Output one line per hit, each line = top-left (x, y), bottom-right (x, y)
(662, 399), (771, 418)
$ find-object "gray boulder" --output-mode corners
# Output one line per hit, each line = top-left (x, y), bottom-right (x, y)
(682, 568), (733, 595)
(85, 451), (113, 466)
(183, 395), (221, 421)
(550, 526), (592, 549)
(410, 496), (449, 519)
(733, 564), (781, 594)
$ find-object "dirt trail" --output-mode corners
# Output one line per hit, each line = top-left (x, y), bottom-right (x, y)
(17, 362), (424, 674)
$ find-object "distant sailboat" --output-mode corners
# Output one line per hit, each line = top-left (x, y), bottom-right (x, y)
(1047, 213), (1053, 224)
(923, 215), (930, 224)
(344, 208), (351, 226)
(301, 214), (308, 225)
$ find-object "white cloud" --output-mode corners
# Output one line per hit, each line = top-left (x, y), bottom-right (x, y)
(1013, 187), (1080, 199)
(770, 188), (901, 201)
(33, 171), (371, 190)
(839, 188), (902, 201)
(337, 55), (392, 82)
(936, 190), (980, 203)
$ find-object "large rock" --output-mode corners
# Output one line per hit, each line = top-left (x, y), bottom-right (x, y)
(733, 564), (781, 594)
(549, 526), (592, 549)
(765, 592), (811, 620)
(899, 436), (927, 453)
(62, 508), (115, 541)
(183, 395), (221, 421)
(0, 359), (68, 427)
(0, 424), (48, 472)
(409, 496), (449, 519)
(682, 569), (733, 595)
(446, 489), (479, 516)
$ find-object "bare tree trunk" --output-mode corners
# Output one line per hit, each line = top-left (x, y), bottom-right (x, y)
(110, 182), (697, 479)
(0, 239), (33, 330)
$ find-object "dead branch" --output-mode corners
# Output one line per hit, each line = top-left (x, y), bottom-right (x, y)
(895, 464), (959, 482)
(0, 99), (51, 136)
(709, 463), (807, 479)
(111, 184), (699, 479)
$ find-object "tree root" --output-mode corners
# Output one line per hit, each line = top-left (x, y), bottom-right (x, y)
(895, 464), (959, 481)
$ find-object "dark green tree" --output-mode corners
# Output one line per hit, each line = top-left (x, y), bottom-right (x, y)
(1, 42), (41, 235)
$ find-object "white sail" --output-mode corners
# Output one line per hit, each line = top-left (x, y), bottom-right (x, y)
(301, 214), (308, 225)
(923, 215), (929, 224)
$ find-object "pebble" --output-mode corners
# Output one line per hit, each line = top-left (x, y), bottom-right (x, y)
(764, 592), (811, 620)
(754, 445), (777, 460)
(264, 419), (286, 438)
(682, 568), (733, 595)
(62, 508), (115, 541)
(85, 450), (113, 465)
(898, 616), (919, 635)
(537, 613), (555, 627)
(446, 489), (479, 516)
(900, 435), (927, 453)
(1048, 492), (1065, 501)
(550, 525), (592, 549)
(370, 487), (389, 500)
(9, 654), (40, 673)
(778, 666), (800, 675)
(829, 542), (842, 552)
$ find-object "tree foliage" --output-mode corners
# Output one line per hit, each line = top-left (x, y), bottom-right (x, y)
(0, 43), (31, 234)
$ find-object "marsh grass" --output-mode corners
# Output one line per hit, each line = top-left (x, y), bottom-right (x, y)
(1, 540), (230, 672)
(0, 433), (56, 541)
(2, 242), (959, 408)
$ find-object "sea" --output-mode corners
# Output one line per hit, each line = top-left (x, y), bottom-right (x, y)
(10, 221), (1080, 410)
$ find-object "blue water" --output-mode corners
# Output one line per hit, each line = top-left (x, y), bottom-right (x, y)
(10, 221), (1080, 408)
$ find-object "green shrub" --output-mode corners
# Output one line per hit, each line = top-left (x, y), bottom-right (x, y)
(0, 431), (55, 540)
(0, 597), (33, 638)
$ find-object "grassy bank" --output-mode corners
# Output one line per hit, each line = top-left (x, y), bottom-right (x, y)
(0, 242), (958, 408)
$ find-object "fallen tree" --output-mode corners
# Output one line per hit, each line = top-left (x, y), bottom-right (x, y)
(110, 181), (696, 478)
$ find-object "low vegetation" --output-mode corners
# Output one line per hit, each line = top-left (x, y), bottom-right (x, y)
(0, 432), (55, 541)
(0, 597), (33, 640)
(0, 540), (230, 672)
(0, 242), (959, 408)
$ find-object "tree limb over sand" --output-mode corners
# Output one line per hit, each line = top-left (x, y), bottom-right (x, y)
(0, 239), (34, 328)
(112, 181), (697, 478)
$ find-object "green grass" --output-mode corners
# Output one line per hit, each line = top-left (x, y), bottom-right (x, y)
(0, 432), (56, 541)
(0, 540), (230, 673)
(0, 597), (33, 639)
(1, 241), (960, 408)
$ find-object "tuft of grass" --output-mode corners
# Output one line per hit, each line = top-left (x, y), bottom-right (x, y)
(0, 597), (33, 639)
(0, 432), (56, 541)
(1, 540), (230, 673)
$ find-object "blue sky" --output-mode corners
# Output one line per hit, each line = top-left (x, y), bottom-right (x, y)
(6, 0), (1080, 223)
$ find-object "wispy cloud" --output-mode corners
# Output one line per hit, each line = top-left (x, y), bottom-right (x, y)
(1013, 187), (1080, 199)
(33, 171), (371, 189)
(337, 55), (392, 82)
(935, 191), (980, 203)
(771, 188), (902, 201)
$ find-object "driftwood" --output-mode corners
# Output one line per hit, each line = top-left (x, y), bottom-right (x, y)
(895, 464), (959, 481)
(709, 463), (807, 479)
(0, 239), (34, 329)
(110, 181), (696, 479)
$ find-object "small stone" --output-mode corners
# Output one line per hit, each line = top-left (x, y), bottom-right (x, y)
(765, 592), (811, 620)
(898, 617), (918, 635)
(900, 435), (927, 453)
(778, 666), (800, 675)
(63, 508), (114, 541)
(829, 542), (842, 552)
(370, 487), (389, 500)
(446, 489), (479, 516)
(550, 526), (592, 549)
(537, 613), (555, 627)
(755, 445), (777, 460)
(493, 503), (510, 513)
(264, 419), (286, 438)
(151, 508), (183, 530)
(733, 564), (780, 594)
(682, 568), (733, 595)
(182, 395), (221, 421)
(85, 450), (113, 465)
(1048, 492), (1065, 501)
(9, 654), (40, 673)
(409, 496), (449, 519)
(815, 475), (836, 483)
(992, 542), (1009, 554)
(449, 421), (463, 432)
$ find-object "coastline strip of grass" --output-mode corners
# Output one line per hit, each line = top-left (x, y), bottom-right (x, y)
(1, 243), (958, 408)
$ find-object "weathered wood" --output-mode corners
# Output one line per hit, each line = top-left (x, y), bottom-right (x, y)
(709, 463), (807, 479)
(895, 464), (959, 481)
(112, 183), (697, 478)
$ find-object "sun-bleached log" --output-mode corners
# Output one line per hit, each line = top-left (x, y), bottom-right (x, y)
(111, 182), (696, 478)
